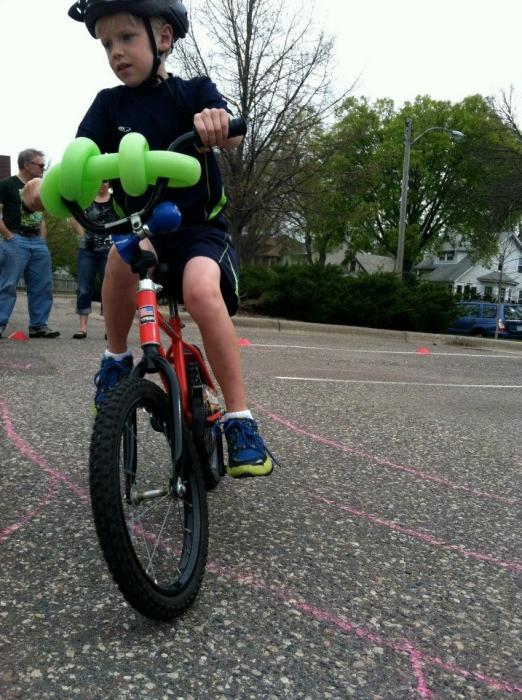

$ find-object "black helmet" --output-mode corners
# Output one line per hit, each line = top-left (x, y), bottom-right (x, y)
(68, 0), (189, 39)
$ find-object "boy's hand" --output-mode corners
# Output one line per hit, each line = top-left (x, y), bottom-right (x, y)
(194, 108), (242, 151)
(22, 178), (44, 212)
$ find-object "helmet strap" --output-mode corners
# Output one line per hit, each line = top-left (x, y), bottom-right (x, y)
(140, 17), (162, 86)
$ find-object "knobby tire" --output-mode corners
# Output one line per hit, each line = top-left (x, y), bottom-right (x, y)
(89, 378), (208, 621)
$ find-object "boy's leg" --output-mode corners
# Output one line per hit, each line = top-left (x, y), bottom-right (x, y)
(183, 256), (272, 477)
(182, 256), (246, 411)
(93, 245), (140, 408)
(98, 250), (108, 317)
(102, 245), (138, 352)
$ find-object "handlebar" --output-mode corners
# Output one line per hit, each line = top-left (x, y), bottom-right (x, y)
(40, 116), (247, 234)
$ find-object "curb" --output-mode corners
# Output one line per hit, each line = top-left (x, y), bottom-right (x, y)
(228, 314), (522, 352)
(47, 293), (522, 354)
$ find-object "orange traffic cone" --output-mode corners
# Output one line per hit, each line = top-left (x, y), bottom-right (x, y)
(8, 331), (29, 342)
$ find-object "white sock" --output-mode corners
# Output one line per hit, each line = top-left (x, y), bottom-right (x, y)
(224, 410), (253, 422)
(105, 349), (132, 361)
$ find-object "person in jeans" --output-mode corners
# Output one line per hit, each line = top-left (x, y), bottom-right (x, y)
(70, 181), (115, 338)
(0, 149), (60, 339)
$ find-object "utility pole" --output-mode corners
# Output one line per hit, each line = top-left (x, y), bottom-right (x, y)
(396, 117), (413, 277)
(395, 119), (464, 277)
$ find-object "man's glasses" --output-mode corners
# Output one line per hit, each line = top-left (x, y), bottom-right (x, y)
(29, 162), (45, 169)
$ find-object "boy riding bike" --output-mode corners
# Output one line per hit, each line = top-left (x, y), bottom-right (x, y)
(26, 0), (272, 478)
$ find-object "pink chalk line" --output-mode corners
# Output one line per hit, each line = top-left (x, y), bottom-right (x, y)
(0, 400), (88, 543)
(316, 495), (522, 574)
(252, 403), (519, 506)
(2, 400), (521, 697)
(208, 561), (522, 697)
(0, 361), (32, 370)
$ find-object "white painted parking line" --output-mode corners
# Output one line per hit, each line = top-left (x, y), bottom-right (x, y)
(276, 376), (522, 389)
(253, 343), (522, 359)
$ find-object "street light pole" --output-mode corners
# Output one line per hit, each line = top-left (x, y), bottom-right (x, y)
(396, 117), (413, 276)
(395, 119), (465, 277)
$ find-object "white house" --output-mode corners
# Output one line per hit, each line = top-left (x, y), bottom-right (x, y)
(323, 248), (396, 273)
(414, 232), (522, 302)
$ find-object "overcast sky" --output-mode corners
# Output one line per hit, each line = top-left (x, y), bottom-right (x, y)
(1, 0), (522, 170)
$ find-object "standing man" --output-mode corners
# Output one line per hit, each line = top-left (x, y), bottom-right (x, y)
(0, 149), (60, 339)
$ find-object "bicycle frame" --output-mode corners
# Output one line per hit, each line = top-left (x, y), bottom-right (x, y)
(131, 271), (222, 468)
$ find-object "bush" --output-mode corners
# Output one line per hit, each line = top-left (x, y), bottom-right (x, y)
(239, 265), (458, 333)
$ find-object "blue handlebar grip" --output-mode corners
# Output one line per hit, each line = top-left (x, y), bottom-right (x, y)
(112, 234), (140, 264)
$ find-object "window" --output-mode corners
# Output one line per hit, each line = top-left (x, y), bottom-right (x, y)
(483, 305), (497, 318)
(459, 303), (480, 317)
(456, 285), (462, 294)
(484, 286), (493, 299)
(438, 251), (455, 261)
(518, 257), (522, 273)
(505, 305), (522, 320)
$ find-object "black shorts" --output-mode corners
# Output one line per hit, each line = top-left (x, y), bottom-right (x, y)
(152, 225), (239, 316)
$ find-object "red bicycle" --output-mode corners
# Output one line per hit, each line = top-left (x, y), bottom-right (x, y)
(41, 117), (247, 620)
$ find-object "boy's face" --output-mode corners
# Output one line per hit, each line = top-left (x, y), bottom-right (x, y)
(96, 13), (155, 87)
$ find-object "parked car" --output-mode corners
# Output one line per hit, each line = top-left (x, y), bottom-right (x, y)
(447, 301), (522, 338)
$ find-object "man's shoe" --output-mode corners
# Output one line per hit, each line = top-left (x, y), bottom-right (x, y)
(223, 417), (273, 478)
(29, 326), (60, 338)
(94, 354), (133, 410)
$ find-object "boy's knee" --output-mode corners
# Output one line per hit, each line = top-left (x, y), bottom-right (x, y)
(184, 284), (223, 318)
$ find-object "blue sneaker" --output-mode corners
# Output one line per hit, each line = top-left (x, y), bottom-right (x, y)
(223, 418), (273, 478)
(94, 354), (133, 410)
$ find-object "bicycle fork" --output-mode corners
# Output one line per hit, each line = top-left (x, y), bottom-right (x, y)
(133, 276), (186, 497)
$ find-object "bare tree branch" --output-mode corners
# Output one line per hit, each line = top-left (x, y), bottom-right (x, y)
(172, 0), (352, 261)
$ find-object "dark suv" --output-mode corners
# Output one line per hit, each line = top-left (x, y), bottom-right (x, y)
(447, 302), (522, 338)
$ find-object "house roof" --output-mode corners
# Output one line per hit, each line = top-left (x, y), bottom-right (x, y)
(414, 258), (437, 271)
(356, 253), (395, 273)
(325, 249), (348, 266)
(259, 235), (306, 258)
(477, 271), (518, 286)
(420, 255), (473, 282)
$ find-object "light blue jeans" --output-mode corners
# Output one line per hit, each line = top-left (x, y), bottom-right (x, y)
(0, 234), (54, 330)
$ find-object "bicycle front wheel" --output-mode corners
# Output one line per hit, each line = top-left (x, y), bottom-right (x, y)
(89, 378), (208, 621)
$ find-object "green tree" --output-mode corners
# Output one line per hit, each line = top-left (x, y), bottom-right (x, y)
(303, 95), (522, 269)
(45, 214), (78, 276)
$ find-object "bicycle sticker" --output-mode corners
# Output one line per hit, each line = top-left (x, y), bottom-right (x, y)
(139, 305), (155, 325)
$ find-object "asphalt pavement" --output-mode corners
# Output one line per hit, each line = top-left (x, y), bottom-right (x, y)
(1, 294), (521, 699)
